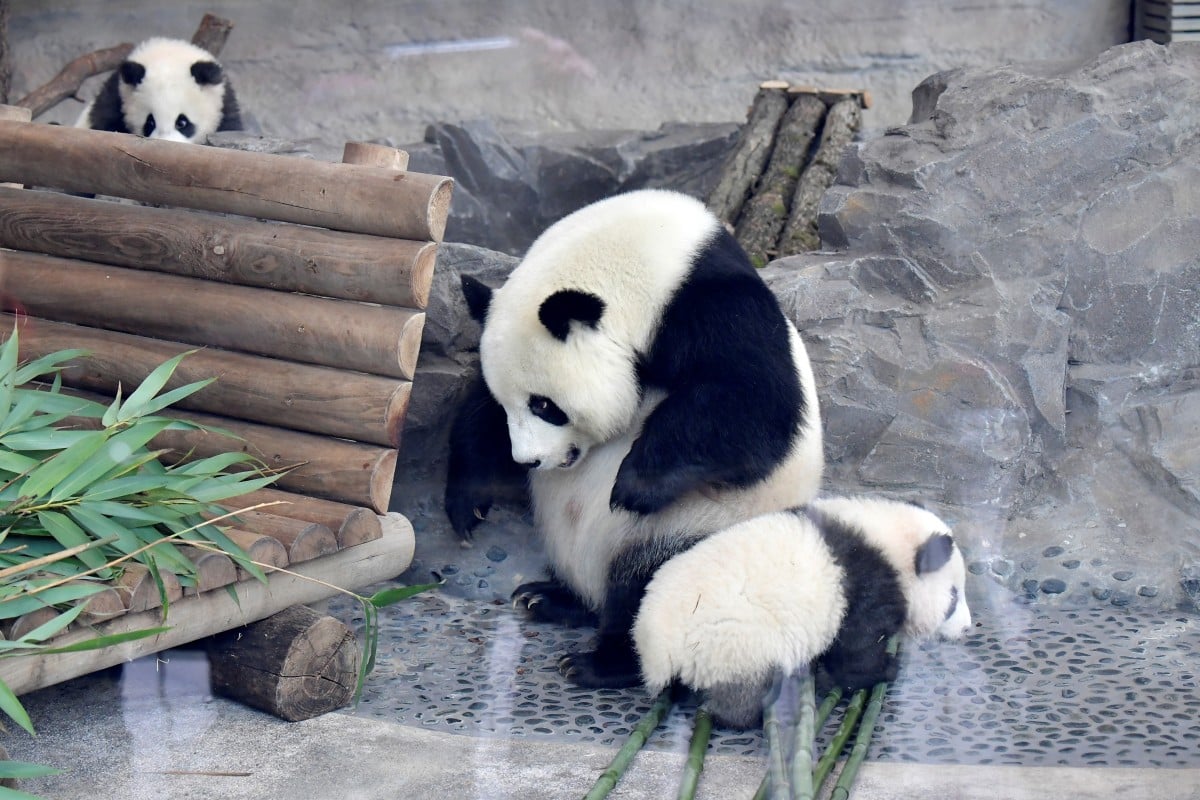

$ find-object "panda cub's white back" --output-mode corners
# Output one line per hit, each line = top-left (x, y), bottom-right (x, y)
(77, 37), (242, 144)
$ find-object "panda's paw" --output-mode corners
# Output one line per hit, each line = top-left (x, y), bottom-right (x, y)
(557, 649), (641, 688)
(610, 463), (695, 515)
(444, 488), (492, 541)
(512, 581), (597, 627)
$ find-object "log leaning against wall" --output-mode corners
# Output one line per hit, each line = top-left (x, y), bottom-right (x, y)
(707, 82), (869, 266)
(0, 109), (452, 703)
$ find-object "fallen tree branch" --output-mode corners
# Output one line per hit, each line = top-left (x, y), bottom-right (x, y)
(191, 13), (234, 55)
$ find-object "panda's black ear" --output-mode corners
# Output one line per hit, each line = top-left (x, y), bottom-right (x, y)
(119, 61), (146, 86)
(191, 60), (225, 86)
(461, 274), (493, 323)
(538, 290), (605, 341)
(915, 532), (954, 575)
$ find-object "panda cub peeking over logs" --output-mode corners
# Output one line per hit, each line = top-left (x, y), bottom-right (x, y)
(633, 495), (973, 729)
(446, 189), (824, 688)
(77, 37), (242, 143)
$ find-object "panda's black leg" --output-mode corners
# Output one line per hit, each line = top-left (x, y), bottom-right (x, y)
(558, 537), (702, 688)
(444, 373), (527, 541)
(512, 577), (597, 628)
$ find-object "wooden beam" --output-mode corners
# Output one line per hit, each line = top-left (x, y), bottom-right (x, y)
(3, 314), (411, 448)
(0, 120), (453, 242)
(61, 393), (398, 512)
(707, 85), (790, 227)
(190, 13), (235, 55)
(12, 45), (133, 118)
(0, 186), (437, 309)
(227, 488), (383, 548)
(0, 514), (416, 697)
(219, 510), (338, 564)
(2, 250), (425, 380)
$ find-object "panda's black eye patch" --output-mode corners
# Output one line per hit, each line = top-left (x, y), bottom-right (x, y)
(142, 114), (156, 137)
(528, 395), (568, 426)
(175, 114), (196, 138)
(944, 585), (959, 621)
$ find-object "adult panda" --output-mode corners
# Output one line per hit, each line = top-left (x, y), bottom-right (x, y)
(77, 37), (242, 143)
(446, 189), (824, 688)
(633, 496), (973, 728)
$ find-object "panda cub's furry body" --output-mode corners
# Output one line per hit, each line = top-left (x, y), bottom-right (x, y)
(446, 189), (823, 687)
(633, 496), (972, 729)
(77, 37), (242, 143)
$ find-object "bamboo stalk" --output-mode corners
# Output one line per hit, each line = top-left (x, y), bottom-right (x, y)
(753, 684), (842, 800)
(829, 637), (900, 800)
(763, 693), (790, 800)
(676, 707), (713, 800)
(813, 687), (867, 793)
(0, 120), (453, 242)
(789, 670), (816, 800)
(0, 186), (438, 309)
(582, 690), (672, 800)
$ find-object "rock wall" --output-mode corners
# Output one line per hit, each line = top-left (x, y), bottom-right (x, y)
(766, 41), (1200, 607)
(9, 0), (1129, 144)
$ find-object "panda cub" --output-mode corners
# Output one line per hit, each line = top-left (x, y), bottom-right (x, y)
(446, 189), (823, 688)
(633, 496), (972, 729)
(77, 37), (242, 143)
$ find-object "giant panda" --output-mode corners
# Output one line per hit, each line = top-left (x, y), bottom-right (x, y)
(445, 189), (824, 688)
(77, 37), (242, 143)
(632, 495), (972, 729)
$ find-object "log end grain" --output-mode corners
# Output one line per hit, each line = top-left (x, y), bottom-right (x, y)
(116, 564), (184, 614)
(342, 141), (410, 172)
(411, 242), (438, 310)
(396, 311), (426, 382)
(369, 449), (400, 515)
(336, 508), (385, 549)
(426, 177), (454, 243)
(207, 605), (360, 721)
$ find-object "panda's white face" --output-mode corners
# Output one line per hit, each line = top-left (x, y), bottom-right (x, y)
(475, 189), (714, 471)
(810, 496), (973, 640)
(118, 38), (228, 143)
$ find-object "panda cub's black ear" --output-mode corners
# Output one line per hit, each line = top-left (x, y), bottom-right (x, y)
(119, 61), (147, 86)
(191, 60), (225, 86)
(915, 532), (954, 575)
(538, 290), (605, 341)
(460, 275), (493, 323)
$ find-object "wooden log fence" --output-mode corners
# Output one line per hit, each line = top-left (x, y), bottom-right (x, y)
(0, 105), (450, 702)
(708, 82), (869, 265)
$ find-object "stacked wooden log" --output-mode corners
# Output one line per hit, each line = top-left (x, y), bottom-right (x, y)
(708, 81), (869, 266)
(0, 108), (451, 713)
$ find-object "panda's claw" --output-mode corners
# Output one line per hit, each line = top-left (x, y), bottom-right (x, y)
(473, 507), (486, 521)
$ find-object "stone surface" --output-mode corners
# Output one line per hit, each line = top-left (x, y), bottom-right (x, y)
(765, 41), (1200, 599)
(7, 1), (1129, 146)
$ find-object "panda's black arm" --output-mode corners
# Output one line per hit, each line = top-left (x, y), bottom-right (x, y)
(444, 372), (526, 540)
(612, 275), (803, 515)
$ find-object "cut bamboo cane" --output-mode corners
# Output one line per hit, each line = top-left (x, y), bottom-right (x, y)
(829, 637), (899, 799)
(583, 690), (673, 800)
(222, 529), (290, 580)
(763, 694), (790, 800)
(0, 186), (437, 309)
(2, 250), (425, 380)
(227, 488), (383, 548)
(676, 707), (713, 800)
(789, 670), (816, 800)
(0, 514), (416, 697)
(3, 314), (411, 448)
(207, 604), (359, 721)
(221, 510), (338, 564)
(706, 85), (789, 227)
(113, 563), (183, 614)
(0, 120), (453, 242)
(735, 93), (826, 267)
(779, 97), (862, 255)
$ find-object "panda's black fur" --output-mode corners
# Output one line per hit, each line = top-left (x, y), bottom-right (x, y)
(446, 189), (824, 688)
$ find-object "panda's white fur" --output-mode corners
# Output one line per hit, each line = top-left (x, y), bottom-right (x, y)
(448, 189), (823, 687)
(76, 38), (240, 144)
(633, 496), (971, 728)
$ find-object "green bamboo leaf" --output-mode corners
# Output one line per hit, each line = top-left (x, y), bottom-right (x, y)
(33, 625), (170, 655)
(0, 760), (62, 780)
(34, 511), (110, 572)
(184, 471), (281, 503)
(116, 350), (197, 421)
(13, 603), (86, 643)
(18, 387), (105, 419)
(0, 448), (40, 475)
(75, 499), (174, 525)
(144, 556), (170, 620)
(0, 675), (36, 735)
(0, 581), (108, 620)
(82, 473), (179, 502)
(0, 325), (19, 418)
(0, 780), (50, 799)
(12, 348), (89, 385)
(68, 505), (143, 558)
(20, 431), (108, 499)
(49, 419), (177, 502)
(134, 377), (214, 417)
(174, 452), (258, 475)
(1, 428), (95, 451)
(101, 385), (123, 428)
(369, 581), (443, 608)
